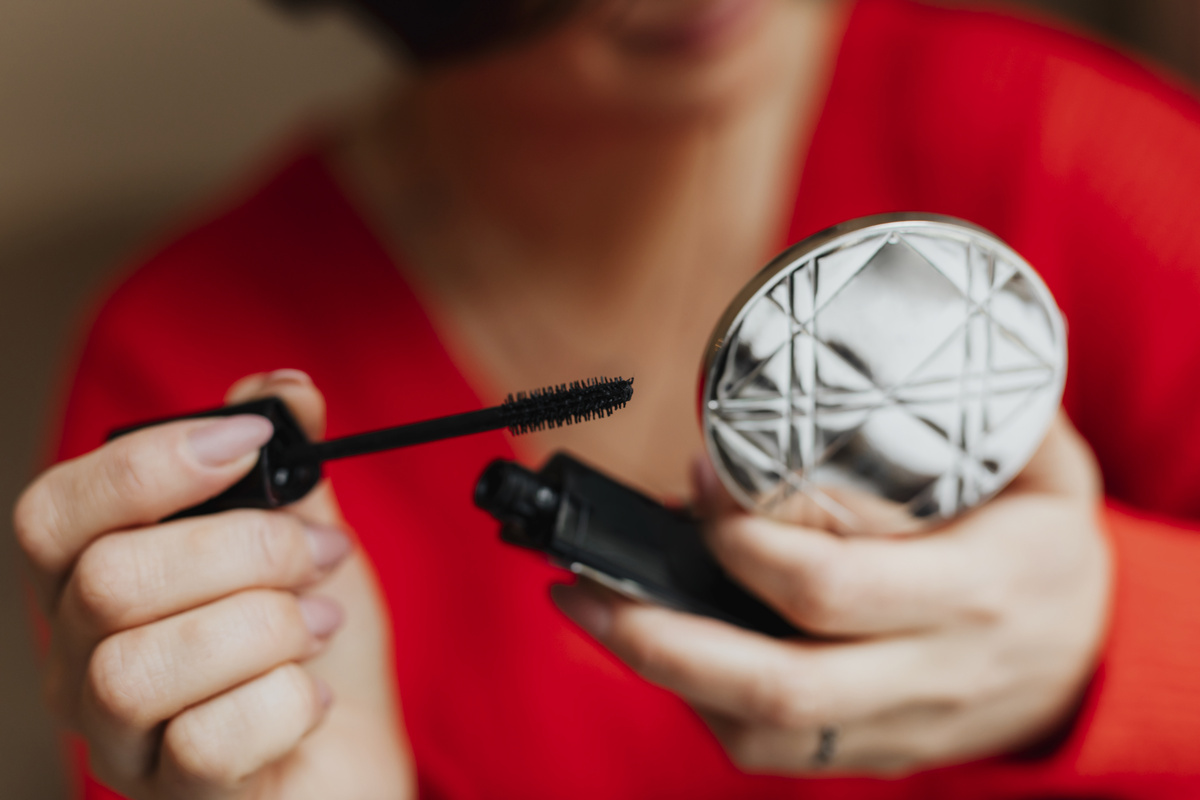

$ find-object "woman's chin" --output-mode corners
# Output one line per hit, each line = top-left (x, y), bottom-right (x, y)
(604, 0), (772, 60)
(577, 0), (798, 117)
(431, 0), (810, 123)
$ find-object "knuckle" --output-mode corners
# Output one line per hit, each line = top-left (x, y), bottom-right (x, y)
(13, 475), (69, 568)
(619, 629), (671, 679)
(73, 537), (143, 629)
(744, 664), (817, 729)
(754, 686), (805, 730)
(956, 560), (1006, 625)
(240, 511), (307, 580)
(786, 548), (852, 632)
(162, 664), (316, 789)
(164, 712), (245, 789)
(100, 439), (161, 508)
(902, 724), (962, 771)
(87, 633), (162, 727)
(951, 654), (1003, 707)
(704, 518), (742, 562)
(233, 590), (305, 653)
(273, 662), (319, 716)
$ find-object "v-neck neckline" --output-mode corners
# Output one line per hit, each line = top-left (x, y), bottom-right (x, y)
(299, 0), (866, 467)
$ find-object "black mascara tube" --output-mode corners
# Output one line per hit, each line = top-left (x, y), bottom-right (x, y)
(475, 453), (799, 638)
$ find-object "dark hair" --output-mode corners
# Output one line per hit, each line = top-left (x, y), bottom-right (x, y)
(278, 0), (583, 64)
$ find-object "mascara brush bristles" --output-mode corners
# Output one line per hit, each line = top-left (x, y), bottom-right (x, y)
(294, 375), (633, 464)
(502, 376), (634, 435)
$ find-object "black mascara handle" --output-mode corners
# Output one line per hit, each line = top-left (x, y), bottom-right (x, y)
(108, 398), (322, 519)
(476, 454), (800, 638)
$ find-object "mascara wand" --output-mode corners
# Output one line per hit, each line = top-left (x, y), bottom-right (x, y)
(109, 376), (634, 519)
(298, 377), (634, 464)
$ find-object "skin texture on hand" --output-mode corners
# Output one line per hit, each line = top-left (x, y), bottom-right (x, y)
(13, 371), (414, 799)
(553, 413), (1112, 775)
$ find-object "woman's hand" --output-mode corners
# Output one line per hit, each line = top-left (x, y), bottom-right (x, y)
(14, 371), (413, 799)
(552, 414), (1111, 775)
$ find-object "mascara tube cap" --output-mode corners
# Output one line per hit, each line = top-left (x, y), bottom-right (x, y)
(474, 460), (560, 548)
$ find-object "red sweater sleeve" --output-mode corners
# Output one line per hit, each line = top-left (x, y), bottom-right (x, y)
(1036, 40), (1200, 777)
(1081, 504), (1200, 773)
(1005, 23), (1200, 776)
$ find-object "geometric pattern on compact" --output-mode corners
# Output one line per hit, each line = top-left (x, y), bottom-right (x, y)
(702, 216), (1066, 530)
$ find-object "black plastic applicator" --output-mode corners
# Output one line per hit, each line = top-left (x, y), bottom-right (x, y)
(110, 376), (634, 519)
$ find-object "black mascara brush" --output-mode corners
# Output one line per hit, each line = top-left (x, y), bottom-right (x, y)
(301, 377), (634, 462)
(110, 376), (634, 519)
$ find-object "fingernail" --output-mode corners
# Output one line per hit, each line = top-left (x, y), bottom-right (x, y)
(298, 596), (344, 639)
(187, 415), (274, 467)
(304, 525), (352, 571)
(314, 678), (333, 712)
(265, 369), (313, 387)
(236, 373), (270, 393)
(550, 584), (612, 639)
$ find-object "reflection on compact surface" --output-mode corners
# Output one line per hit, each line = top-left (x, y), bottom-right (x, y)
(701, 214), (1066, 533)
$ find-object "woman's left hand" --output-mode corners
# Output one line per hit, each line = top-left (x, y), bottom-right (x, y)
(551, 413), (1111, 776)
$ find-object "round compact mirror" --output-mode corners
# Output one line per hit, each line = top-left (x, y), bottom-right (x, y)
(700, 214), (1066, 534)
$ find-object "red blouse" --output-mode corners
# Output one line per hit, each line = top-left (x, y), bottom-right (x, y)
(59, 0), (1200, 797)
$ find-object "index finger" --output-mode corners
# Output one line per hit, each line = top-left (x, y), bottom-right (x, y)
(704, 514), (990, 636)
(552, 582), (947, 730)
(13, 414), (273, 590)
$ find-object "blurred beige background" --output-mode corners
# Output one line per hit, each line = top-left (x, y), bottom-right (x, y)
(0, 3), (385, 798)
(0, 1), (1195, 798)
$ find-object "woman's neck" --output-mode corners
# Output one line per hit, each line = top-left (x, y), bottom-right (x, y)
(340, 0), (840, 300)
(330, 0), (844, 491)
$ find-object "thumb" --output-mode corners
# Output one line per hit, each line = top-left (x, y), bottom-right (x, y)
(1005, 410), (1102, 501)
(690, 452), (870, 535)
(224, 369), (344, 527)
(225, 368), (327, 441)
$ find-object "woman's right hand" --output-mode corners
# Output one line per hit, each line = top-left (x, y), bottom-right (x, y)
(14, 371), (414, 799)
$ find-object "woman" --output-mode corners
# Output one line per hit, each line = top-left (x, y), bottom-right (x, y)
(14, 0), (1200, 797)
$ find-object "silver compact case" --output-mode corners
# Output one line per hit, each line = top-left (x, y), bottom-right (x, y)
(700, 214), (1066, 534)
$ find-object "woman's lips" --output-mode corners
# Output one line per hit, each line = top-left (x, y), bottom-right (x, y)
(605, 0), (769, 55)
